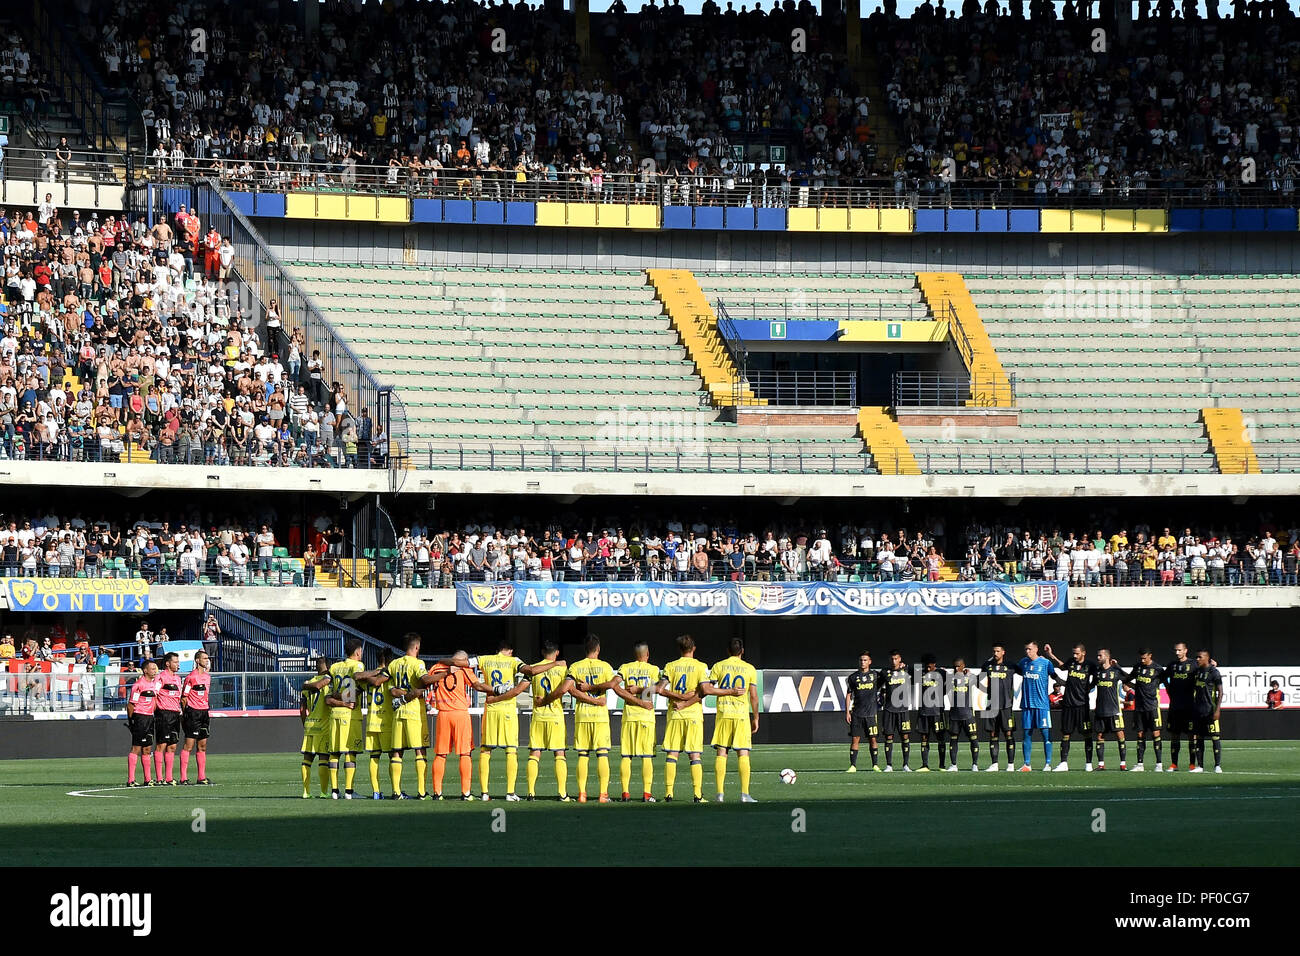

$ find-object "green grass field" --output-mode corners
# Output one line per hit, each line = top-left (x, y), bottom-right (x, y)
(4, 743), (1298, 866)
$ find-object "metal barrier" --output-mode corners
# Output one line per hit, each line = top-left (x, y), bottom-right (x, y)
(733, 370), (858, 407)
(194, 178), (408, 467)
(117, 155), (1300, 210)
(892, 371), (1016, 408)
(720, 299), (925, 323)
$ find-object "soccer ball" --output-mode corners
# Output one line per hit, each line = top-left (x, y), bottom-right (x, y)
(779, 768), (797, 785)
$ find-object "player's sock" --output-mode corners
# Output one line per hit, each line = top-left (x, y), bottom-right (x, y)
(949, 740), (958, 766)
(554, 754), (568, 797)
(369, 753), (381, 793)
(901, 740), (911, 767)
(576, 754), (589, 795)
(664, 756), (677, 797)
(414, 753), (427, 796)
(390, 753), (404, 793)
(458, 755), (471, 793)
(690, 758), (703, 798)
(1061, 736), (1070, 761)
(180, 750), (190, 782)
(969, 741), (979, 765)
(885, 741), (894, 766)
(479, 751), (491, 794)
(318, 759), (330, 795)
(1171, 738), (1182, 766)
(142, 754), (151, 784)
(505, 748), (518, 795)
(301, 759), (311, 792)
(1084, 738), (1094, 763)
(196, 751), (206, 780)
(988, 741), (997, 765)
(620, 757), (632, 796)
(431, 755), (446, 794)
(526, 755), (539, 796)
(164, 749), (175, 782)
(849, 748), (858, 768)
(1022, 730), (1032, 767)
(344, 758), (357, 792)
(869, 745), (878, 768)
(737, 753), (751, 794)
(642, 757), (653, 794)
(714, 754), (726, 795)
(1097, 742), (1105, 765)
(921, 742), (930, 768)
(154, 751), (164, 780)
(1044, 738), (1053, 767)
(938, 733), (948, 769)
(1154, 739), (1163, 765)
(596, 754), (610, 796)
(1211, 737), (1221, 768)
(1118, 740), (1127, 765)
(128, 752), (137, 784)
(1005, 740), (1015, 765)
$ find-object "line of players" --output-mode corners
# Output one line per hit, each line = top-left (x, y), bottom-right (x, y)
(843, 640), (1224, 773)
(298, 632), (761, 803)
(123, 650), (215, 786)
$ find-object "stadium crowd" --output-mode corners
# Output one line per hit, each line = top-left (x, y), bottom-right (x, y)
(0, 200), (383, 467)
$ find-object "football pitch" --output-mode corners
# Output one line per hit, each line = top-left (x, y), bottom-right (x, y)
(4, 742), (1297, 867)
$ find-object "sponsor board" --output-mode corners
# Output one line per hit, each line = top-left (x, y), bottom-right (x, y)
(3, 579), (149, 613)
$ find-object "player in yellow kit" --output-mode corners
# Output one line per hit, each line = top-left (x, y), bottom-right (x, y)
(614, 642), (666, 802)
(362, 649), (395, 798)
(324, 638), (387, 800)
(299, 657), (332, 798)
(710, 637), (760, 803)
(386, 633), (429, 799)
(527, 641), (573, 801)
(660, 634), (739, 803)
(476, 638), (561, 801)
(567, 635), (622, 803)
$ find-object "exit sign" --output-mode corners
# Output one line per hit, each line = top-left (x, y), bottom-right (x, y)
(0, 117), (9, 136)
(770, 320), (787, 339)
(887, 322), (901, 338)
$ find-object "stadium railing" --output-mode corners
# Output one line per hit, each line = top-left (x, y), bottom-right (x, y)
(730, 369), (859, 407)
(0, 669), (316, 714)
(121, 157), (1300, 210)
(719, 299), (930, 322)
(194, 178), (409, 468)
(891, 371), (1017, 408)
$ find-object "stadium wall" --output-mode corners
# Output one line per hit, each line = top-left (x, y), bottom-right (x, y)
(2, 710), (1294, 760)
(262, 220), (1300, 274)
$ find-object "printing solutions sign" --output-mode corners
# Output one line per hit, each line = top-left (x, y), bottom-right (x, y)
(456, 581), (1066, 617)
(3, 579), (150, 613)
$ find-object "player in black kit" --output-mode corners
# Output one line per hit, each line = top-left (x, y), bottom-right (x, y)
(982, 642), (1019, 772)
(946, 658), (980, 771)
(1093, 648), (1130, 770)
(1044, 642), (1097, 771)
(1162, 641), (1197, 770)
(1127, 649), (1165, 772)
(843, 652), (882, 773)
(880, 650), (912, 772)
(1189, 649), (1223, 774)
(915, 654), (947, 771)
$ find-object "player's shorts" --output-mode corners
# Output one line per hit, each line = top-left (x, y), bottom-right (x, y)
(574, 720), (611, 753)
(183, 708), (210, 740)
(915, 713), (945, 737)
(528, 718), (566, 752)
(985, 708), (1014, 736)
(1130, 708), (1162, 735)
(1193, 715), (1221, 737)
(1093, 713), (1124, 735)
(848, 714), (878, 739)
(154, 709), (181, 745)
(880, 710), (911, 737)
(392, 712), (427, 750)
(129, 714), (155, 748)
(947, 716), (978, 739)
(1061, 705), (1092, 736)
(300, 733), (320, 754)
(434, 711), (473, 756)
(481, 708), (519, 749)
(662, 717), (704, 754)
(1168, 707), (1195, 734)
(620, 719), (656, 758)
(1021, 708), (1051, 732)
(711, 716), (752, 751)
(364, 725), (393, 753)
(329, 713), (362, 753)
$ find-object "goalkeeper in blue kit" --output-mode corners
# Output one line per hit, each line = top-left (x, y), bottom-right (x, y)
(1017, 641), (1055, 771)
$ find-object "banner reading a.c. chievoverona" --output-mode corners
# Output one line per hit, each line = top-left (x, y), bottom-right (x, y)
(455, 581), (1066, 617)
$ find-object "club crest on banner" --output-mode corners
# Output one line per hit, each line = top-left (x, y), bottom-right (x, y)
(469, 584), (514, 613)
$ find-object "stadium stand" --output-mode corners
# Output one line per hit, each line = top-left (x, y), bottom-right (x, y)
(287, 260), (874, 473)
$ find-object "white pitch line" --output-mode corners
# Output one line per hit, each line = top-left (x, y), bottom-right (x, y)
(66, 786), (131, 798)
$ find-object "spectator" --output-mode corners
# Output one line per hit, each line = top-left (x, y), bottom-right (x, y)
(1266, 681), (1286, 710)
